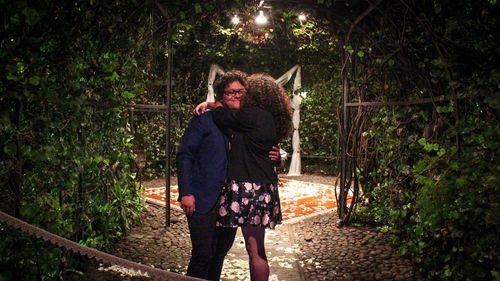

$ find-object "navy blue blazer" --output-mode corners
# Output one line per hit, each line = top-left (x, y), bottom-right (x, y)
(176, 111), (229, 214)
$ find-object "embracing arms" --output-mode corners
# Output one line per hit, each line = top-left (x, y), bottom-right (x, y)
(193, 101), (222, 115)
(193, 101), (281, 162)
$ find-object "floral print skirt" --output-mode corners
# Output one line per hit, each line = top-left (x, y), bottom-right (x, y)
(216, 180), (282, 229)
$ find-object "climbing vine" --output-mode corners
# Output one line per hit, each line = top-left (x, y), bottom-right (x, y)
(333, 1), (499, 279)
(0, 0), (498, 280)
(0, 1), (153, 278)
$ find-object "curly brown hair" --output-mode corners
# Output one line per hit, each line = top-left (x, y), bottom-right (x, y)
(242, 73), (293, 142)
(213, 70), (248, 101)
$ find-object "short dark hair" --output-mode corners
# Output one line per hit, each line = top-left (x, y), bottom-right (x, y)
(213, 70), (248, 101)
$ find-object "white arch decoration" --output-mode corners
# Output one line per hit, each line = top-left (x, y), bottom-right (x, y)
(206, 64), (226, 102)
(206, 64), (303, 176)
(276, 65), (302, 176)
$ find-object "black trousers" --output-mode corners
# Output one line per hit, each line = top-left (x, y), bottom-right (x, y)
(186, 207), (237, 281)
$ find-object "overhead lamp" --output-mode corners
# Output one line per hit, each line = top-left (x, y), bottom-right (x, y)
(255, 10), (268, 25)
(231, 14), (240, 25)
(298, 13), (306, 22)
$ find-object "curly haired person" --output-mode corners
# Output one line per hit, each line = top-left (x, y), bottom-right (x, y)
(195, 73), (292, 281)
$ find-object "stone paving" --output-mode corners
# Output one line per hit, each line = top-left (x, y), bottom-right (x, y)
(221, 224), (304, 281)
(77, 204), (427, 281)
(72, 174), (427, 280)
(291, 212), (428, 281)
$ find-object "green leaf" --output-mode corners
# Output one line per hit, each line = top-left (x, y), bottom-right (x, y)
(194, 3), (202, 13)
(491, 269), (500, 281)
(29, 75), (41, 86)
(108, 71), (119, 81)
(399, 245), (407, 256)
(22, 7), (40, 26)
(443, 268), (452, 277)
(6, 73), (18, 81)
(416, 175), (434, 187)
(431, 58), (445, 67)
(413, 160), (428, 174)
(356, 50), (365, 58)
(122, 91), (135, 100)
(10, 13), (20, 25)
(93, 155), (103, 164)
(379, 225), (391, 233)
(424, 143), (434, 152)
(3, 143), (17, 156)
(415, 225), (423, 236)
(456, 177), (467, 187)
(16, 62), (26, 73)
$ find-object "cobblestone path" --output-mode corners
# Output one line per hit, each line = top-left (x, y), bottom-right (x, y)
(75, 204), (427, 281)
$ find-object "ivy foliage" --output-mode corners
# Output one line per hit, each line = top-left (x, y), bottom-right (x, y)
(0, 0), (153, 279)
(130, 0), (342, 177)
(0, 0), (340, 278)
(0, 0), (498, 280)
(341, 1), (499, 280)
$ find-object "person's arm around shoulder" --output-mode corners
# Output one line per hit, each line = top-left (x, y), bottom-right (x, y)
(193, 101), (223, 115)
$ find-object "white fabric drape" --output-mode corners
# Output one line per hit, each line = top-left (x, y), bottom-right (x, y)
(287, 92), (302, 176)
(206, 64), (225, 102)
(276, 65), (302, 176)
(276, 65), (301, 91)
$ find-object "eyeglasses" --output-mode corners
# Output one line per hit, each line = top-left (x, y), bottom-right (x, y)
(224, 89), (246, 96)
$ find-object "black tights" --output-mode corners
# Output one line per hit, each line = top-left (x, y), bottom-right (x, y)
(241, 226), (269, 281)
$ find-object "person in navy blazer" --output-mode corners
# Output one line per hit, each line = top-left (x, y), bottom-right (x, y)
(176, 70), (248, 280)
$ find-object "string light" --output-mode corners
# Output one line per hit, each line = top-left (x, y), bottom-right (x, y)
(231, 14), (240, 25)
(298, 13), (306, 22)
(255, 10), (268, 25)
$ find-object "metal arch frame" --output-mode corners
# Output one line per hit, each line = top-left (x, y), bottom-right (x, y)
(336, 49), (469, 227)
(128, 41), (174, 228)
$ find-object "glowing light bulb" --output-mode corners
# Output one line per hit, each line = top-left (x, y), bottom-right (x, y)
(298, 13), (306, 22)
(231, 14), (240, 25)
(255, 10), (268, 25)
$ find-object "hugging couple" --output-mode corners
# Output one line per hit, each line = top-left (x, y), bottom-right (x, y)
(176, 70), (292, 281)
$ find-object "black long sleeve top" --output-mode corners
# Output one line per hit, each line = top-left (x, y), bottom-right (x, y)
(212, 106), (278, 184)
